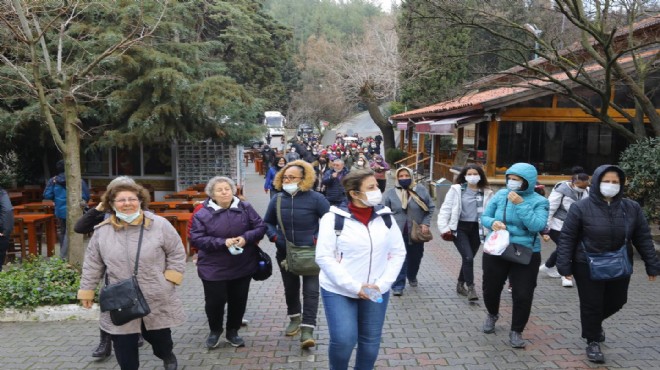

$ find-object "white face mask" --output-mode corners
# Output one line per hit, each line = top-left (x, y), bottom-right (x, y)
(574, 187), (586, 193)
(283, 183), (299, 194)
(357, 160), (365, 166)
(113, 208), (141, 223)
(465, 175), (480, 185)
(507, 179), (523, 191)
(359, 190), (382, 207)
(600, 183), (620, 198)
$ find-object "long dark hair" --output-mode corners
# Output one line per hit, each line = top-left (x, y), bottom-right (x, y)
(571, 166), (589, 182)
(455, 164), (489, 188)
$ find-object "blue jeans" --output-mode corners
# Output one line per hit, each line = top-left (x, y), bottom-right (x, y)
(393, 234), (424, 291)
(321, 288), (389, 370)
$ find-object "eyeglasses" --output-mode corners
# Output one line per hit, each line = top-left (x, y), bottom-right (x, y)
(282, 176), (302, 181)
(113, 198), (140, 204)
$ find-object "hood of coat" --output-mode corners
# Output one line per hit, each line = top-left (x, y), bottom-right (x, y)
(590, 164), (625, 201)
(505, 162), (538, 196)
(394, 166), (416, 188)
(53, 173), (66, 186)
(273, 160), (316, 191)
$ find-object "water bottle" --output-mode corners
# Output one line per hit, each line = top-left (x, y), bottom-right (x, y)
(363, 287), (383, 303)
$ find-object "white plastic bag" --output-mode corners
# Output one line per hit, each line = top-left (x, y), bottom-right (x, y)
(483, 230), (509, 255)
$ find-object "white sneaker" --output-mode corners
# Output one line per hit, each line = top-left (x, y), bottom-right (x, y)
(561, 276), (574, 287)
(539, 264), (561, 278)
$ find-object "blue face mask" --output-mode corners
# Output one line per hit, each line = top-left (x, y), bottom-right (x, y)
(398, 179), (412, 189)
(114, 208), (141, 223)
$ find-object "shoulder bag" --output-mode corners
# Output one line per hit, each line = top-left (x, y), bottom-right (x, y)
(99, 218), (151, 326)
(253, 245), (273, 281)
(581, 207), (632, 281)
(276, 194), (320, 276)
(498, 199), (533, 265)
(411, 220), (433, 243)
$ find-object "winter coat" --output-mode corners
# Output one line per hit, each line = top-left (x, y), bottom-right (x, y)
(556, 164), (660, 277)
(437, 184), (494, 236)
(77, 211), (186, 335)
(190, 196), (267, 281)
(263, 160), (330, 256)
(481, 163), (549, 252)
(43, 173), (90, 219)
(322, 167), (350, 204)
(382, 168), (436, 238)
(316, 204), (406, 297)
(546, 180), (589, 232)
(0, 189), (14, 236)
(369, 157), (390, 180)
(264, 166), (281, 192)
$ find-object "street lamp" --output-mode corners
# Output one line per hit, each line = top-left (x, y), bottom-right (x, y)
(523, 23), (543, 60)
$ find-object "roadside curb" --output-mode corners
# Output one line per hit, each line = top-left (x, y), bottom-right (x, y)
(0, 304), (99, 322)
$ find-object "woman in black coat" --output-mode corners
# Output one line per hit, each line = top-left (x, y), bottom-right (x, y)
(556, 164), (660, 364)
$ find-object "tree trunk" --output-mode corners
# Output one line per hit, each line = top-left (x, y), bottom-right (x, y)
(364, 100), (396, 154)
(62, 94), (85, 269)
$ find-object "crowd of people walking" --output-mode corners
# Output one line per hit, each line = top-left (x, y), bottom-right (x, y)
(20, 132), (650, 370)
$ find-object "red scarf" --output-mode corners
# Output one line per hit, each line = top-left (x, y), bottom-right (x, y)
(348, 202), (373, 226)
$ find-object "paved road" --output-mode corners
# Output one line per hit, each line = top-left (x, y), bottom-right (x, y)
(1, 167), (659, 369)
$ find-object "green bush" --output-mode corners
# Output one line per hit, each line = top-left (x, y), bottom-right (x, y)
(619, 137), (660, 225)
(385, 148), (406, 167)
(0, 256), (81, 310)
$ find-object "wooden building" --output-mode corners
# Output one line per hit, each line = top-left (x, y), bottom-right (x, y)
(391, 16), (660, 185)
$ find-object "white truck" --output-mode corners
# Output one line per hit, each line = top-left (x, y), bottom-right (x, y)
(264, 111), (286, 137)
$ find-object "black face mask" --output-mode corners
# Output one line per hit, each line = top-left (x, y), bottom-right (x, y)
(319, 160), (326, 164)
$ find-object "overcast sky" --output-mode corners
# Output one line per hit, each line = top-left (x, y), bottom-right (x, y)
(373, 0), (400, 12)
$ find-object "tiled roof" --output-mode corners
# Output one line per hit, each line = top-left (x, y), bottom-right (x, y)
(391, 48), (658, 120)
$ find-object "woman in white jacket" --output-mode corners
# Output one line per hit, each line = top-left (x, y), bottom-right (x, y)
(437, 165), (493, 300)
(316, 169), (406, 370)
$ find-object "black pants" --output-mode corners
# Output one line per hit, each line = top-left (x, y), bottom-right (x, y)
(112, 321), (172, 370)
(202, 275), (252, 333)
(482, 251), (541, 332)
(453, 221), (481, 286)
(543, 229), (562, 267)
(276, 251), (320, 326)
(0, 234), (8, 271)
(376, 179), (386, 193)
(573, 262), (630, 342)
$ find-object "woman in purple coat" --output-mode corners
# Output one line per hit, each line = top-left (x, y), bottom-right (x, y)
(190, 176), (266, 349)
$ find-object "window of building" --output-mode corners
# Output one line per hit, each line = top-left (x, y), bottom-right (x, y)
(82, 143), (174, 178)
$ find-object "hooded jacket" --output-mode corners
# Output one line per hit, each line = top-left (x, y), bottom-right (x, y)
(556, 164), (660, 277)
(546, 180), (589, 232)
(382, 167), (436, 237)
(43, 173), (91, 219)
(190, 196), (267, 281)
(481, 163), (549, 252)
(263, 160), (330, 255)
(315, 204), (406, 297)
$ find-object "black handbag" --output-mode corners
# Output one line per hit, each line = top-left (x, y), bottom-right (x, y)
(253, 245), (273, 281)
(498, 199), (533, 265)
(99, 218), (151, 326)
(581, 207), (633, 281)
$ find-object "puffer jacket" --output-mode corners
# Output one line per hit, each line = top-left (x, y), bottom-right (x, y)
(43, 173), (90, 219)
(556, 164), (660, 277)
(263, 160), (330, 256)
(382, 167), (436, 237)
(546, 180), (589, 232)
(77, 211), (186, 335)
(190, 196), (267, 281)
(315, 204), (406, 297)
(481, 163), (549, 252)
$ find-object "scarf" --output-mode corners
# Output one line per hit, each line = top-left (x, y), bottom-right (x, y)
(348, 202), (373, 226)
(395, 186), (429, 212)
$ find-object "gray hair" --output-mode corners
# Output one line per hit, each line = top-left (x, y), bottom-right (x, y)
(333, 158), (344, 165)
(107, 176), (136, 191)
(205, 176), (236, 196)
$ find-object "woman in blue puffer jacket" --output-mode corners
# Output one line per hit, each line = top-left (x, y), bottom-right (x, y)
(480, 163), (549, 349)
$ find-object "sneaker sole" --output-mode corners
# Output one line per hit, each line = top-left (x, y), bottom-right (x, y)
(206, 337), (222, 349)
(511, 342), (526, 349)
(300, 339), (316, 349)
(285, 328), (301, 336)
(226, 339), (245, 348)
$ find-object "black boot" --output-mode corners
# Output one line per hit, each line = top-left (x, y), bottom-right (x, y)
(163, 352), (178, 370)
(586, 341), (605, 363)
(92, 329), (112, 358)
